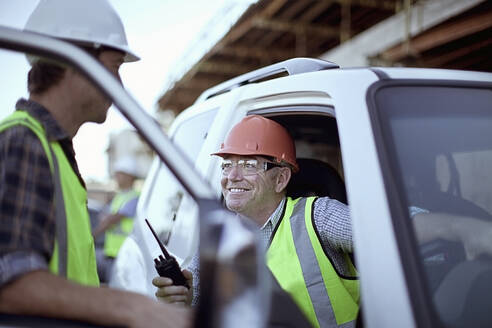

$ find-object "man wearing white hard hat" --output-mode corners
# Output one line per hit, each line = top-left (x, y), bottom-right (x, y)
(0, 1), (189, 327)
(93, 157), (141, 282)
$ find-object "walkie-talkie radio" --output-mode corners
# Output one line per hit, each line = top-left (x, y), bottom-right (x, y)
(145, 219), (188, 288)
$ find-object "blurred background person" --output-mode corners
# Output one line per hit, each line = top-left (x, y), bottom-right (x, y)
(93, 157), (141, 283)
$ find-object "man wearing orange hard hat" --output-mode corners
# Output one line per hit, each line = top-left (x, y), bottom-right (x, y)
(155, 114), (492, 328)
(155, 115), (359, 328)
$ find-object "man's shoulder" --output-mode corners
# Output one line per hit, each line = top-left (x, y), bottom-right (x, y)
(314, 195), (347, 205)
(0, 123), (42, 145)
(312, 195), (350, 215)
(0, 123), (48, 163)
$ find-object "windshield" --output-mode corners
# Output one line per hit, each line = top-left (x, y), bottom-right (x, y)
(374, 83), (492, 328)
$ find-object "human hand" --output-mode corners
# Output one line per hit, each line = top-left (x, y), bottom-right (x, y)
(92, 213), (124, 237)
(130, 297), (192, 328)
(153, 269), (193, 306)
(461, 221), (492, 260)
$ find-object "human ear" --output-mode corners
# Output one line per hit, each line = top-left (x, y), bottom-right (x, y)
(275, 167), (291, 193)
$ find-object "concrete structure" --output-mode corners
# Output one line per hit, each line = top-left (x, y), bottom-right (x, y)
(156, 0), (491, 115)
(321, 0), (486, 67)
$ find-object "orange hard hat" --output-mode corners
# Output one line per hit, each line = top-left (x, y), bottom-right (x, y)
(212, 115), (299, 172)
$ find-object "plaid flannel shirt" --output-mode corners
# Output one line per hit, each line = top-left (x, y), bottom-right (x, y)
(0, 98), (84, 286)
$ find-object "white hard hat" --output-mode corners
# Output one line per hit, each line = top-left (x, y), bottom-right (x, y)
(24, 0), (139, 63)
(113, 157), (140, 178)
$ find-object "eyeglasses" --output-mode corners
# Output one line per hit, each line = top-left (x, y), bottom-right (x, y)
(221, 159), (283, 176)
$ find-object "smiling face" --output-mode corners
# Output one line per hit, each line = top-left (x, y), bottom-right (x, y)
(220, 155), (292, 225)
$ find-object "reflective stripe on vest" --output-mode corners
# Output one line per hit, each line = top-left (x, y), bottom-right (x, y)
(103, 189), (138, 257)
(267, 197), (359, 328)
(0, 111), (99, 286)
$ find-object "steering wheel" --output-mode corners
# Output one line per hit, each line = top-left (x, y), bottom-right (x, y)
(420, 213), (492, 291)
(420, 239), (466, 293)
(417, 193), (492, 290)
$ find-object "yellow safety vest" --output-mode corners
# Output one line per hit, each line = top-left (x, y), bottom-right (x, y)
(267, 197), (359, 328)
(103, 189), (139, 258)
(0, 111), (99, 286)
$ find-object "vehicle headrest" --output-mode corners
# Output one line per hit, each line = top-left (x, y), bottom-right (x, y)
(286, 158), (347, 204)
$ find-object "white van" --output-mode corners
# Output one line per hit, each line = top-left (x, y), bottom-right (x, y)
(112, 58), (492, 328)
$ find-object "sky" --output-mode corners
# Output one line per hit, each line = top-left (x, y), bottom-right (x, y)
(0, 0), (249, 182)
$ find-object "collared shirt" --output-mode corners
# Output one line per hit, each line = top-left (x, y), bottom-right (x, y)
(258, 197), (286, 248)
(0, 98), (84, 286)
(187, 195), (353, 305)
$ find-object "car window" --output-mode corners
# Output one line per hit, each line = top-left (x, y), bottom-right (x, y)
(143, 108), (217, 256)
(172, 108), (218, 161)
(374, 84), (492, 328)
(143, 163), (186, 245)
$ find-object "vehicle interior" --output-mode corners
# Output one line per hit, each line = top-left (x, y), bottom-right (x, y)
(374, 84), (492, 328)
(399, 132), (492, 328)
(263, 113), (347, 205)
